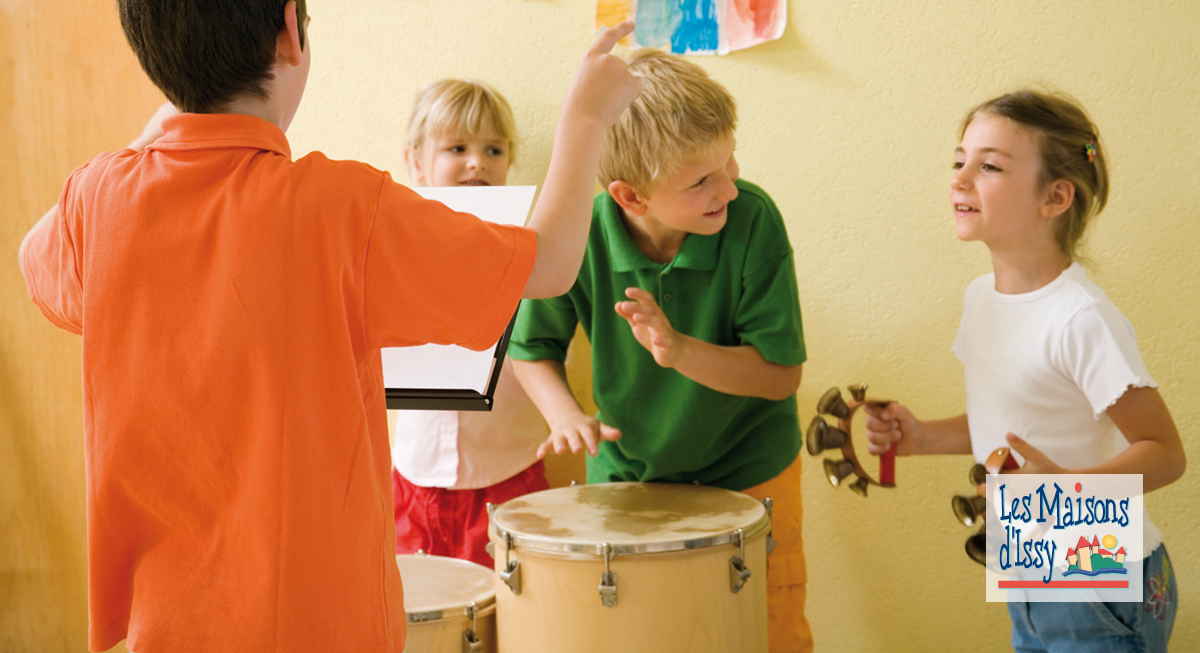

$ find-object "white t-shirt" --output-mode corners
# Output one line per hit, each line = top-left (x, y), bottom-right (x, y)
(389, 362), (547, 490)
(952, 263), (1162, 553)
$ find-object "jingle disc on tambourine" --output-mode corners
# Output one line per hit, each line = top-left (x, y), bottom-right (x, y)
(806, 383), (896, 496)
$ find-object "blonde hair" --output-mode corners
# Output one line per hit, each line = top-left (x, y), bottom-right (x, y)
(962, 89), (1109, 263)
(403, 78), (519, 166)
(599, 49), (737, 191)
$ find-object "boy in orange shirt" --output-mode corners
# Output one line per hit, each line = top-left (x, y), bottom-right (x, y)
(18, 1), (639, 651)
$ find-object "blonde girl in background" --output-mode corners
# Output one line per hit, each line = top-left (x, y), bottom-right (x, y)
(865, 90), (1184, 652)
(391, 79), (550, 567)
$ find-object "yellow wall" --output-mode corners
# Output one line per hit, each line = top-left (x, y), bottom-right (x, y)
(2, 1), (156, 650)
(291, 1), (1199, 649)
(4, 1), (1196, 651)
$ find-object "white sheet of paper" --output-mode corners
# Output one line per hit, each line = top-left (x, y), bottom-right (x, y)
(380, 185), (537, 392)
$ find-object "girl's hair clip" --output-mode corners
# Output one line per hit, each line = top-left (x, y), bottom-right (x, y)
(1085, 140), (1097, 163)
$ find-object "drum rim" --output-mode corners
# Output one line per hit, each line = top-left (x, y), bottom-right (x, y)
(489, 483), (771, 556)
(406, 598), (496, 624)
(395, 553), (497, 622)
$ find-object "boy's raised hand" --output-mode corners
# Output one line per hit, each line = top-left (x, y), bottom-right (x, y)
(615, 287), (681, 368)
(562, 22), (642, 129)
(537, 412), (622, 459)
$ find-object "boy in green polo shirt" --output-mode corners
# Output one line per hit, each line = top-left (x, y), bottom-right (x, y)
(508, 49), (811, 652)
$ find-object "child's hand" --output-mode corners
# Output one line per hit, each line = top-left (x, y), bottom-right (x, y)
(1004, 433), (1066, 475)
(562, 22), (642, 130)
(615, 287), (681, 368)
(538, 412), (622, 458)
(129, 102), (179, 151)
(863, 401), (923, 456)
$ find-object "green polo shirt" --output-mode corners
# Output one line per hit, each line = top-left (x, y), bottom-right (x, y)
(510, 179), (804, 491)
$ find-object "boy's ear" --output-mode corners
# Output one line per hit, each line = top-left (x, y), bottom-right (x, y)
(1041, 179), (1075, 220)
(277, 0), (304, 66)
(607, 180), (649, 217)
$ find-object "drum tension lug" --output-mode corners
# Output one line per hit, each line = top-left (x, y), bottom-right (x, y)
(598, 542), (618, 608)
(729, 528), (752, 593)
(761, 497), (777, 556)
(485, 504), (497, 560)
(499, 531), (522, 595)
(461, 602), (483, 653)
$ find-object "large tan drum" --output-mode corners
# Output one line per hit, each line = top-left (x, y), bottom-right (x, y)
(396, 553), (496, 653)
(489, 483), (771, 653)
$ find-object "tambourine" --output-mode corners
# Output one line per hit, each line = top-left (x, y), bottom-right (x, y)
(805, 384), (896, 497)
(952, 447), (1021, 565)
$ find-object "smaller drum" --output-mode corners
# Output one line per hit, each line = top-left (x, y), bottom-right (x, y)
(396, 553), (496, 653)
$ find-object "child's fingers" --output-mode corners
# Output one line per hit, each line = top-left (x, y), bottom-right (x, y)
(624, 286), (657, 307)
(864, 424), (900, 455)
(1004, 433), (1041, 473)
(863, 413), (899, 434)
(539, 434), (568, 458)
(560, 431), (587, 455)
(589, 21), (635, 57)
(1005, 432), (1027, 463)
(864, 401), (902, 422)
(599, 423), (622, 442)
(865, 440), (894, 456)
(614, 300), (643, 320)
(633, 312), (668, 331)
(581, 431), (600, 457)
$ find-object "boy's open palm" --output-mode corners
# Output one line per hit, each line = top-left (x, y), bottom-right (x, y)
(564, 22), (643, 129)
(615, 287), (681, 368)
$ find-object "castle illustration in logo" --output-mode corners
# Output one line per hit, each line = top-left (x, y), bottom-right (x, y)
(1063, 534), (1127, 576)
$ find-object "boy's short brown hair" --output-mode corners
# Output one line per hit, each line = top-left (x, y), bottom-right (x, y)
(598, 49), (737, 192)
(119, 0), (308, 114)
(403, 79), (519, 166)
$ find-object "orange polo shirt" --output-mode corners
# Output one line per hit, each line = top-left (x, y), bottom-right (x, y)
(19, 113), (536, 653)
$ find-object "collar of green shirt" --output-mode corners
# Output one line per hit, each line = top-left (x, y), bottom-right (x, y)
(598, 193), (720, 273)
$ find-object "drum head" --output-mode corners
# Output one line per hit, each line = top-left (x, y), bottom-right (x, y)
(490, 483), (769, 556)
(395, 554), (495, 619)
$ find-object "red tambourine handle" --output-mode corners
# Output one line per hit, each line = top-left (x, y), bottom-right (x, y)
(878, 443), (896, 486)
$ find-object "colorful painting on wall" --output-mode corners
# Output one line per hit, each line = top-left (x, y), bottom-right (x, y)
(597, 0), (786, 55)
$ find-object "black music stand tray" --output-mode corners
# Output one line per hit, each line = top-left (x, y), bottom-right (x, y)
(384, 310), (518, 412)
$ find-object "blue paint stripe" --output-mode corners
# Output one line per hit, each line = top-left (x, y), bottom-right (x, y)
(671, 0), (719, 53)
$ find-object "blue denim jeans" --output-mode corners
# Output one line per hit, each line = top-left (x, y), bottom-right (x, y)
(1008, 544), (1177, 653)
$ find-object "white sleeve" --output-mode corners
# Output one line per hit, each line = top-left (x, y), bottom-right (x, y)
(1058, 300), (1157, 418)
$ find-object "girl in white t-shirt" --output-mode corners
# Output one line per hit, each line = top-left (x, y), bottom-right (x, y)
(865, 90), (1185, 652)
(389, 79), (549, 567)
